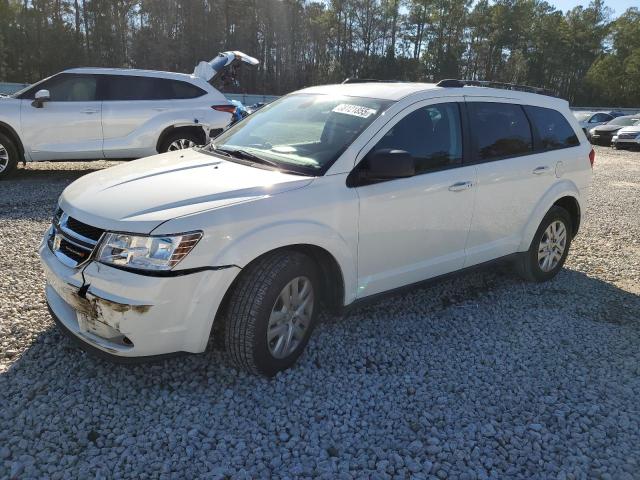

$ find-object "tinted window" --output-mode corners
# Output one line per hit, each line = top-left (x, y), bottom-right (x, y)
(103, 76), (167, 100)
(169, 80), (206, 99)
(469, 102), (532, 161)
(372, 103), (463, 173)
(103, 76), (204, 100)
(524, 106), (579, 151)
(20, 73), (97, 101)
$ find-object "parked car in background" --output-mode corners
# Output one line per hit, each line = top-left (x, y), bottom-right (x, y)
(612, 123), (640, 150)
(573, 111), (615, 136)
(41, 79), (592, 375)
(0, 51), (258, 179)
(589, 115), (640, 146)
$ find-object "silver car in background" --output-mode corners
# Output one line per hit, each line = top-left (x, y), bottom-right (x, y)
(0, 51), (258, 178)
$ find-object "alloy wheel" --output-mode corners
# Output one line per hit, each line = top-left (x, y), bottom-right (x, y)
(537, 220), (567, 272)
(267, 276), (314, 359)
(0, 143), (9, 173)
(168, 139), (196, 151)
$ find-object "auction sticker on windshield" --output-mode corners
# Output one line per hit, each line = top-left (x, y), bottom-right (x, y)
(332, 104), (377, 118)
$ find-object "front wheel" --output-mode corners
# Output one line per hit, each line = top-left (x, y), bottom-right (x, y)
(0, 133), (19, 179)
(222, 251), (320, 376)
(516, 206), (572, 282)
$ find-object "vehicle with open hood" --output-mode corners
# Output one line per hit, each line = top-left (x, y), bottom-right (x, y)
(40, 79), (592, 375)
(0, 51), (258, 178)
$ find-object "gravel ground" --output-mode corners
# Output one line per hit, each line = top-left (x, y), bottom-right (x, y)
(1, 148), (639, 480)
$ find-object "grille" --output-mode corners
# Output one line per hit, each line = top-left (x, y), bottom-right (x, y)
(48, 209), (105, 268)
(618, 132), (638, 140)
(66, 216), (104, 242)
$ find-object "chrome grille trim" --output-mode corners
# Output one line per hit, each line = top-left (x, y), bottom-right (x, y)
(48, 210), (105, 268)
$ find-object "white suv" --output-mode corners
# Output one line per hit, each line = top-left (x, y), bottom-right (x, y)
(40, 80), (593, 375)
(0, 51), (258, 178)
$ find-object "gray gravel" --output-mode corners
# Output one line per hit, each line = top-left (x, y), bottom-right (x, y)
(1, 148), (639, 479)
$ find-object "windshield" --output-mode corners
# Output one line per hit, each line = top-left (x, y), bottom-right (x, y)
(209, 93), (392, 174)
(609, 116), (640, 126)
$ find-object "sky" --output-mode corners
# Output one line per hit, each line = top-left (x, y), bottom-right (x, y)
(546, 0), (637, 16)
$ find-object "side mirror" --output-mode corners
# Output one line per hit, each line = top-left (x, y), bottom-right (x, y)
(366, 148), (415, 179)
(31, 89), (50, 108)
(348, 148), (415, 187)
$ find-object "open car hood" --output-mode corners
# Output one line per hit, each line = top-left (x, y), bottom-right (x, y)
(193, 51), (259, 83)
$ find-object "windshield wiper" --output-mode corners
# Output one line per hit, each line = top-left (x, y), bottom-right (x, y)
(216, 147), (282, 169)
(207, 145), (314, 176)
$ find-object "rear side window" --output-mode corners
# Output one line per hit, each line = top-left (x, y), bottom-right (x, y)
(524, 106), (579, 151)
(103, 76), (205, 100)
(373, 102), (463, 173)
(169, 80), (206, 99)
(468, 102), (532, 162)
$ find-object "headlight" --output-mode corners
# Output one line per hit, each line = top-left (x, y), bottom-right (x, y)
(96, 231), (202, 271)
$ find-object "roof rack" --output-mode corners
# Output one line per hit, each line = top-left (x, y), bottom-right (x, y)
(342, 78), (401, 84)
(436, 79), (558, 97)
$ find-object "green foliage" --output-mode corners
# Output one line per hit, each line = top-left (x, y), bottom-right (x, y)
(0, 0), (638, 105)
(587, 8), (640, 106)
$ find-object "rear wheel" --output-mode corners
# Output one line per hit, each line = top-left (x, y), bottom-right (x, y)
(222, 251), (320, 376)
(158, 130), (203, 153)
(0, 133), (19, 179)
(516, 206), (572, 282)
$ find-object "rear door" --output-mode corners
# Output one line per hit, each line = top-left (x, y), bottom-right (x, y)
(463, 99), (574, 266)
(19, 73), (103, 160)
(100, 75), (205, 158)
(354, 99), (477, 298)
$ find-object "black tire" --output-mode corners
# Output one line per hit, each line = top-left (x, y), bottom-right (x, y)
(222, 250), (320, 376)
(158, 130), (203, 153)
(0, 132), (19, 179)
(516, 206), (573, 282)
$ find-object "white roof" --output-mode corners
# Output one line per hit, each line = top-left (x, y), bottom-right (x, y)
(63, 67), (194, 81)
(298, 82), (438, 101)
(296, 81), (568, 107)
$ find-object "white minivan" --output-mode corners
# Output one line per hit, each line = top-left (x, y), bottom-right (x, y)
(40, 80), (593, 375)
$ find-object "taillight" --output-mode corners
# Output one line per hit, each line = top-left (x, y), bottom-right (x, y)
(212, 105), (237, 114)
(589, 148), (595, 168)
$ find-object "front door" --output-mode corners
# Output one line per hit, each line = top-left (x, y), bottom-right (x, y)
(19, 73), (103, 161)
(354, 99), (477, 298)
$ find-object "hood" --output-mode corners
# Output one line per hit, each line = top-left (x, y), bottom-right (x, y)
(193, 51), (259, 83)
(59, 149), (313, 234)
(616, 125), (640, 134)
(593, 124), (623, 133)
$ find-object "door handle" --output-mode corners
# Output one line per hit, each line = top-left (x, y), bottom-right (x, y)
(532, 166), (551, 175)
(81, 108), (99, 114)
(152, 107), (169, 112)
(448, 181), (473, 192)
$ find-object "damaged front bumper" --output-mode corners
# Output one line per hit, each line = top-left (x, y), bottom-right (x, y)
(40, 240), (239, 360)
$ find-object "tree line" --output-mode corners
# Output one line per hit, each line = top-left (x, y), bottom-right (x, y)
(0, 0), (638, 106)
